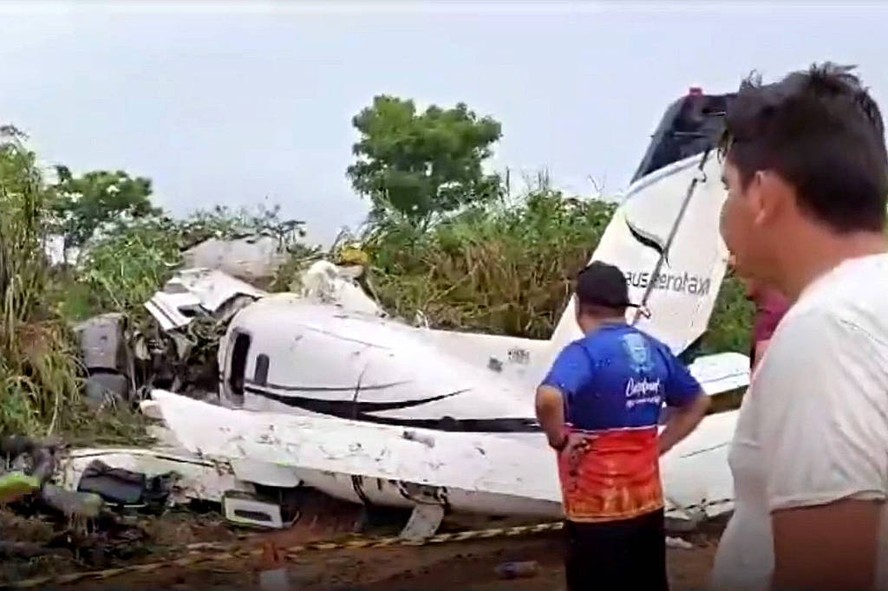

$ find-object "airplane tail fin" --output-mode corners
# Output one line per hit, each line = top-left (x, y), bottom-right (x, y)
(549, 152), (729, 356)
(548, 89), (738, 358)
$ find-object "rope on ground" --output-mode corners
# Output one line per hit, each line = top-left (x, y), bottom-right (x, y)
(0, 497), (732, 589)
(0, 521), (563, 589)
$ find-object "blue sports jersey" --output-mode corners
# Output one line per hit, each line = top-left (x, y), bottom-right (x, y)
(539, 322), (702, 523)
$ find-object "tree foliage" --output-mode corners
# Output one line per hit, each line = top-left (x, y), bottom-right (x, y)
(352, 184), (754, 354)
(49, 166), (158, 261)
(346, 95), (503, 225)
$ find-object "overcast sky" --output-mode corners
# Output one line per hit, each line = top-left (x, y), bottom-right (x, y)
(2, 1), (887, 245)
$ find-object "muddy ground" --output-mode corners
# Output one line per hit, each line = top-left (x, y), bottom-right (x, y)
(60, 534), (717, 591)
(1, 496), (722, 591)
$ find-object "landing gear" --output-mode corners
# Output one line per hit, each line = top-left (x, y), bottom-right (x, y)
(355, 502), (446, 540)
(400, 504), (446, 541)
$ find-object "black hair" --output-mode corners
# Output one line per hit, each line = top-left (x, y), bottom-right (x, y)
(720, 62), (888, 233)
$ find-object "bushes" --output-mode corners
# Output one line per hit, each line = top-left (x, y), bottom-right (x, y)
(362, 186), (755, 353)
(363, 188), (616, 338)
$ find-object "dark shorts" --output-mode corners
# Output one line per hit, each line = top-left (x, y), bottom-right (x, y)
(564, 508), (668, 591)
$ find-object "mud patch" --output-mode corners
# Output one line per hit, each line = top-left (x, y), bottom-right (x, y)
(58, 533), (718, 591)
(1, 496), (725, 591)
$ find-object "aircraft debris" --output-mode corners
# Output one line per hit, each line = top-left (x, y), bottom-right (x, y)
(25, 90), (751, 577)
(73, 312), (134, 407)
(1, 435), (104, 517)
(145, 267), (267, 333)
(401, 430), (436, 448)
(495, 560), (539, 580)
(182, 235), (290, 285)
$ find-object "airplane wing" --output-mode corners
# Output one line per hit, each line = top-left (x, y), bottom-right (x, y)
(149, 389), (562, 504)
(148, 389), (738, 522)
(687, 351), (750, 396)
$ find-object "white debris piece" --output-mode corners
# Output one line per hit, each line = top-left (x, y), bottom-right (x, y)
(183, 236), (289, 283)
(145, 268), (267, 331)
(666, 536), (695, 550)
(300, 260), (384, 317)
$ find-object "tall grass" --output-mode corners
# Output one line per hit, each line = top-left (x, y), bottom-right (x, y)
(0, 129), (83, 436)
(359, 184), (754, 352)
(362, 188), (615, 338)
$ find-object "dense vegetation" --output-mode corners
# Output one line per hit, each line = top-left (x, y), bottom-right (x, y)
(0, 97), (754, 440)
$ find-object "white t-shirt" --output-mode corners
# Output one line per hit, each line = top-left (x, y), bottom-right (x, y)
(711, 253), (888, 591)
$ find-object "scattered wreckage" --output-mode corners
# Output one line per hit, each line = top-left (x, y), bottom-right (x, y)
(53, 151), (746, 543)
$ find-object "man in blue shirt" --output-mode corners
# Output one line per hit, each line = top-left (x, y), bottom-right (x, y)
(535, 261), (710, 591)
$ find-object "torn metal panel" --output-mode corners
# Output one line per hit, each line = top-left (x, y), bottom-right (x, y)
(145, 268), (267, 332)
(145, 291), (204, 332)
(400, 504), (446, 540)
(58, 447), (254, 505)
(168, 268), (266, 314)
(299, 260), (384, 317)
(73, 312), (129, 373)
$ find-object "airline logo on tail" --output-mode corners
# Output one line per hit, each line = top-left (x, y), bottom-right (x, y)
(622, 217), (711, 296)
(625, 218), (670, 267)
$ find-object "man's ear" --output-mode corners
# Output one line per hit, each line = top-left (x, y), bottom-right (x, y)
(754, 170), (792, 226)
(746, 170), (767, 227)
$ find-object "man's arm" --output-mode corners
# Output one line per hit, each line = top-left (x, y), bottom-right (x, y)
(660, 351), (710, 456)
(535, 343), (589, 451)
(758, 310), (888, 591)
(772, 499), (881, 591)
(536, 384), (567, 450)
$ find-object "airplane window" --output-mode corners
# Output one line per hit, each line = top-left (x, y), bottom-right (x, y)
(254, 354), (270, 387)
(228, 331), (251, 396)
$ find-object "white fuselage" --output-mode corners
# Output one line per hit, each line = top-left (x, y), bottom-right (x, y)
(219, 294), (545, 432)
(202, 292), (742, 523)
(126, 110), (750, 529)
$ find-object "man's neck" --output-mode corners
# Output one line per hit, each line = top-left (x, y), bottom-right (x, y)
(579, 315), (626, 335)
(778, 228), (888, 301)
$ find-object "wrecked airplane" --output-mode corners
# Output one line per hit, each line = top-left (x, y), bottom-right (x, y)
(48, 86), (749, 536)
(52, 87), (750, 540)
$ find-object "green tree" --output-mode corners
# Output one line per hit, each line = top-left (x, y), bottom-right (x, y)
(346, 95), (503, 225)
(50, 166), (159, 262)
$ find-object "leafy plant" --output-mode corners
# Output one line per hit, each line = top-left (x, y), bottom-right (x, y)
(347, 96), (503, 227)
(48, 167), (159, 264)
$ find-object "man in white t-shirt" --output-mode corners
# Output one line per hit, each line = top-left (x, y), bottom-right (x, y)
(711, 64), (888, 591)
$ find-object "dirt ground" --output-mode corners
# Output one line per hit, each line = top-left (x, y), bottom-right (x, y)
(1, 496), (722, 591)
(58, 534), (717, 591)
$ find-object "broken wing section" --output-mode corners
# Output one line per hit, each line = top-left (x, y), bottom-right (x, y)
(147, 390), (738, 524)
(145, 268), (267, 331)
